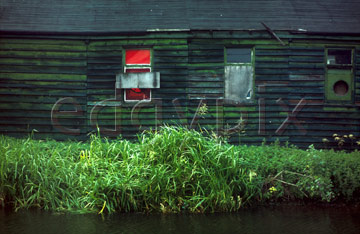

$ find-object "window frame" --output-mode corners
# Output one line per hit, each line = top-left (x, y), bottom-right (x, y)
(122, 48), (153, 102)
(324, 47), (354, 103)
(224, 46), (255, 102)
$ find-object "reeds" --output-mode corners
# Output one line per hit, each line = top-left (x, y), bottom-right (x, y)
(1, 127), (360, 214)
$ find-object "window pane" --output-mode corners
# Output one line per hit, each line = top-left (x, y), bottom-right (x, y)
(327, 49), (352, 65)
(125, 89), (151, 100)
(227, 48), (252, 63)
(124, 68), (151, 101)
(126, 50), (151, 65)
(224, 65), (253, 102)
(125, 68), (151, 73)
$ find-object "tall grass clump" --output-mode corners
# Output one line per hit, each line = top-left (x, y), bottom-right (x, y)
(1, 126), (360, 214)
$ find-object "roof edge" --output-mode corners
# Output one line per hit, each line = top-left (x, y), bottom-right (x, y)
(1, 29), (360, 37)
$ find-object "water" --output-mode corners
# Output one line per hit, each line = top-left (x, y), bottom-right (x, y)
(1, 205), (360, 234)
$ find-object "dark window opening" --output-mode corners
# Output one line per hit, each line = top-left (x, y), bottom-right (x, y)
(327, 49), (352, 65)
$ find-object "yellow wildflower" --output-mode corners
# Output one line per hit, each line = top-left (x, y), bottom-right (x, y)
(343, 135), (348, 138)
(332, 133), (338, 137)
(334, 137), (341, 141)
(80, 150), (86, 160)
(322, 138), (329, 143)
(249, 170), (257, 182)
(269, 186), (277, 193)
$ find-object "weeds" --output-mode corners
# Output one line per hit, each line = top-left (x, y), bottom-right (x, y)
(0, 127), (360, 214)
(323, 133), (360, 150)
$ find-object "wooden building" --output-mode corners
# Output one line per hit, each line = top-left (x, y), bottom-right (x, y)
(0, 0), (360, 149)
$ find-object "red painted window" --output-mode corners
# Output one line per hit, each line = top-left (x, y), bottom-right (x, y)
(124, 49), (151, 101)
(125, 50), (151, 65)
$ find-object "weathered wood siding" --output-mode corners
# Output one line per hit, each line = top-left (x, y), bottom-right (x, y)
(186, 32), (360, 149)
(356, 48), (360, 101)
(0, 32), (359, 149)
(0, 37), (87, 140)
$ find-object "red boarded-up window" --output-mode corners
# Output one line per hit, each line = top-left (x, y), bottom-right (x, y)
(125, 50), (151, 65)
(124, 49), (151, 102)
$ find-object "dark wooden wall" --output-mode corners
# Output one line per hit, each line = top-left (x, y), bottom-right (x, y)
(0, 31), (359, 149)
(0, 38), (88, 140)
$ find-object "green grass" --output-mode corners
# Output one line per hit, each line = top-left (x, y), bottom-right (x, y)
(1, 126), (360, 214)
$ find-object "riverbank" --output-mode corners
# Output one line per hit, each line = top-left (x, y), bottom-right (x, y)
(1, 126), (360, 214)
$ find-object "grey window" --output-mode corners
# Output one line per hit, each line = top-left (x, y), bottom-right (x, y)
(226, 48), (252, 64)
(224, 47), (253, 102)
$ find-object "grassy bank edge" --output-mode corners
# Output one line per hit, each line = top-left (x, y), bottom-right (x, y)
(1, 126), (360, 214)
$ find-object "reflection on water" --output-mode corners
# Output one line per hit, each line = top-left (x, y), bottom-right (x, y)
(1, 205), (360, 234)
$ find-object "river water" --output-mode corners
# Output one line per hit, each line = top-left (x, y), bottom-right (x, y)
(1, 205), (360, 234)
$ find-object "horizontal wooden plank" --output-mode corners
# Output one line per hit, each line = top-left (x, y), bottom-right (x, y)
(289, 69), (324, 75)
(0, 73), (86, 81)
(153, 50), (188, 57)
(288, 63), (324, 69)
(0, 65), (86, 74)
(87, 51), (122, 58)
(153, 45), (188, 50)
(0, 50), (86, 59)
(0, 57), (86, 67)
(0, 88), (87, 97)
(189, 50), (223, 56)
(0, 126), (88, 134)
(0, 96), (86, 104)
(289, 56), (324, 63)
(153, 63), (188, 69)
(87, 64), (123, 70)
(0, 118), (87, 126)
(154, 57), (188, 63)
(87, 58), (122, 64)
(0, 110), (83, 118)
(0, 38), (86, 46)
(255, 49), (290, 56)
(0, 43), (86, 52)
(255, 63), (289, 69)
(288, 75), (325, 81)
(0, 82), (87, 90)
(187, 75), (223, 82)
(255, 68), (290, 75)
(88, 39), (187, 51)
(0, 102), (86, 111)
(0, 132), (88, 141)
(87, 70), (122, 76)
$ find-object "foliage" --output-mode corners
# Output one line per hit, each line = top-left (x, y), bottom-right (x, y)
(0, 126), (360, 214)
(322, 133), (360, 150)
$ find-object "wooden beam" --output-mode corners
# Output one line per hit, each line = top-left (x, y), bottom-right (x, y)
(261, 22), (286, 46)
